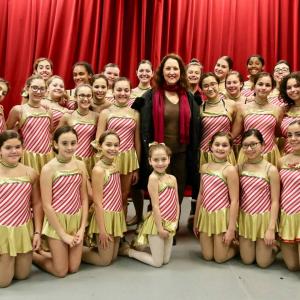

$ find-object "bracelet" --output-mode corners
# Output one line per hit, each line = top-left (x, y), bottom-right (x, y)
(34, 232), (41, 235)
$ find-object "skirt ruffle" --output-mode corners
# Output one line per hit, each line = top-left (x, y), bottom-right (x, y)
(238, 210), (275, 241)
(133, 212), (178, 246)
(199, 150), (236, 171)
(22, 150), (54, 173)
(278, 210), (300, 243)
(0, 220), (33, 256)
(42, 209), (82, 240)
(116, 148), (139, 175)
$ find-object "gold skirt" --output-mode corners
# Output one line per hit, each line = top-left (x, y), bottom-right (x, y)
(75, 155), (97, 178)
(196, 206), (230, 236)
(22, 150), (54, 174)
(116, 148), (139, 175)
(278, 210), (300, 243)
(199, 150), (236, 171)
(133, 212), (178, 246)
(238, 210), (276, 241)
(42, 210), (82, 240)
(238, 145), (281, 167)
(0, 220), (33, 256)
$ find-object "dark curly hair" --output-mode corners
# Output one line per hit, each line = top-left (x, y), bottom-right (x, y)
(280, 72), (300, 107)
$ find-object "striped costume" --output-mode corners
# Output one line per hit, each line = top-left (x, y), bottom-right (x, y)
(200, 100), (236, 166)
(105, 90), (115, 104)
(0, 105), (5, 133)
(19, 105), (53, 173)
(238, 106), (281, 166)
(42, 169), (83, 240)
(239, 163), (274, 241)
(196, 163), (231, 236)
(135, 178), (179, 246)
(66, 89), (77, 110)
(88, 168), (126, 242)
(106, 105), (139, 174)
(0, 177), (33, 256)
(268, 89), (286, 107)
(278, 159), (300, 243)
(280, 109), (300, 154)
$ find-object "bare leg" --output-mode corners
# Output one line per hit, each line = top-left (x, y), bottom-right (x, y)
(112, 237), (120, 261)
(256, 239), (275, 268)
(281, 242), (300, 271)
(120, 173), (133, 217)
(14, 252), (32, 280)
(239, 236), (255, 265)
(68, 240), (83, 273)
(0, 255), (14, 288)
(213, 234), (236, 263)
(199, 232), (214, 261)
(163, 237), (173, 265)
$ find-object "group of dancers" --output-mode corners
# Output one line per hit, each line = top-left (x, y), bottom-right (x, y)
(0, 53), (299, 288)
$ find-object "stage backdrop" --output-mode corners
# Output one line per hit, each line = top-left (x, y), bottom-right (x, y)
(0, 0), (299, 114)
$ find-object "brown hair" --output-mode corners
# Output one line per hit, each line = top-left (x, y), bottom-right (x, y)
(53, 126), (78, 154)
(209, 131), (233, 148)
(25, 74), (45, 88)
(280, 72), (300, 106)
(92, 74), (109, 86)
(46, 75), (64, 87)
(33, 57), (53, 72)
(112, 77), (131, 90)
(253, 72), (276, 89)
(0, 130), (23, 148)
(0, 78), (10, 93)
(74, 84), (93, 97)
(199, 72), (220, 89)
(98, 130), (120, 145)
(148, 142), (172, 158)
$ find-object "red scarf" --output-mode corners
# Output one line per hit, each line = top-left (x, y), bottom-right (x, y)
(152, 83), (191, 144)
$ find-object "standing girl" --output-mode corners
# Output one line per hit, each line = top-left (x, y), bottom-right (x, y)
(83, 130), (126, 266)
(278, 120), (300, 271)
(238, 129), (280, 268)
(0, 130), (42, 287)
(103, 63), (120, 103)
(59, 84), (98, 176)
(6, 75), (53, 173)
(0, 78), (9, 133)
(91, 74), (111, 114)
(33, 126), (88, 277)
(213, 56), (233, 95)
(186, 58), (203, 105)
(194, 132), (239, 263)
(119, 143), (179, 268)
(95, 77), (140, 215)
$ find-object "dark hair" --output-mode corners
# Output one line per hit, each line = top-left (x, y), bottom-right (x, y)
(225, 71), (244, 89)
(288, 119), (300, 128)
(246, 55), (265, 67)
(46, 75), (64, 88)
(137, 60), (152, 70)
(154, 53), (189, 90)
(274, 60), (291, 71)
(209, 131), (233, 148)
(104, 63), (120, 72)
(0, 130), (23, 148)
(0, 78), (10, 93)
(73, 61), (94, 84)
(187, 58), (203, 69)
(112, 77), (131, 90)
(98, 130), (120, 145)
(241, 129), (264, 144)
(53, 126), (78, 154)
(26, 74), (45, 88)
(253, 72), (276, 89)
(33, 57), (53, 72)
(148, 142), (172, 158)
(280, 72), (300, 106)
(199, 72), (220, 89)
(92, 74), (108, 86)
(216, 56), (233, 70)
(74, 84), (93, 97)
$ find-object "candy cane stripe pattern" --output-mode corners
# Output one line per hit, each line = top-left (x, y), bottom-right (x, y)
(102, 173), (122, 212)
(200, 116), (231, 151)
(52, 173), (82, 215)
(73, 123), (96, 157)
(0, 181), (32, 227)
(21, 116), (51, 153)
(244, 114), (276, 153)
(240, 176), (271, 214)
(241, 89), (255, 97)
(52, 109), (64, 129)
(201, 174), (230, 212)
(159, 186), (178, 222)
(280, 169), (300, 215)
(107, 117), (135, 152)
(0, 116), (5, 133)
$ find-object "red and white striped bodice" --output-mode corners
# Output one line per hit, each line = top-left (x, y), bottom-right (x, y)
(107, 116), (136, 152)
(281, 113), (300, 154)
(244, 112), (277, 153)
(158, 183), (178, 222)
(280, 167), (300, 215)
(240, 171), (271, 214)
(51, 109), (65, 129)
(0, 178), (32, 227)
(0, 114), (5, 133)
(102, 171), (123, 212)
(241, 89), (255, 98)
(73, 122), (97, 158)
(201, 170), (230, 212)
(268, 95), (285, 107)
(52, 170), (82, 215)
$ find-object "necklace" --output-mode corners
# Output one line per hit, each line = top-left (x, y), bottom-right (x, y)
(212, 157), (227, 163)
(56, 156), (72, 164)
(247, 156), (264, 164)
(206, 99), (221, 106)
(100, 157), (113, 166)
(226, 92), (240, 100)
(153, 170), (166, 176)
(138, 84), (151, 91)
(114, 102), (128, 108)
(254, 99), (267, 106)
(0, 160), (18, 168)
(27, 102), (40, 108)
(76, 109), (89, 116)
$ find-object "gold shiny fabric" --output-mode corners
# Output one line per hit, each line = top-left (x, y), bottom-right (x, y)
(116, 148), (139, 175)
(22, 150), (54, 174)
(279, 210), (300, 243)
(200, 150), (236, 171)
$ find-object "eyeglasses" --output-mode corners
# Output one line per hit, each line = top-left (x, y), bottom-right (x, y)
(78, 94), (92, 100)
(274, 68), (289, 73)
(202, 82), (218, 89)
(242, 142), (261, 150)
(31, 85), (46, 92)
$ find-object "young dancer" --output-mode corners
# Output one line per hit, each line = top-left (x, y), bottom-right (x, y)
(238, 129), (280, 268)
(0, 78), (9, 133)
(214, 56), (233, 95)
(82, 130), (126, 266)
(278, 120), (300, 271)
(95, 77), (140, 216)
(103, 63), (120, 103)
(0, 130), (42, 287)
(91, 74), (111, 113)
(33, 126), (88, 277)
(194, 132), (239, 263)
(186, 58), (203, 105)
(119, 142), (179, 267)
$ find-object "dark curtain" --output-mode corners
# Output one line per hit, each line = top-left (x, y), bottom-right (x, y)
(0, 0), (299, 114)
